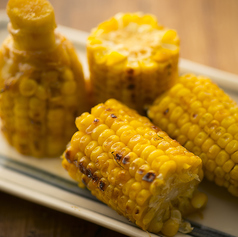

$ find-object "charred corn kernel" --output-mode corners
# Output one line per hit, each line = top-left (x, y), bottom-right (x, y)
(0, 0), (88, 157)
(87, 12), (179, 114)
(62, 99), (205, 236)
(148, 74), (238, 196)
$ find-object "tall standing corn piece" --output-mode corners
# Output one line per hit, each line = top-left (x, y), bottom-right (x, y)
(62, 99), (206, 236)
(148, 74), (238, 197)
(0, 0), (88, 157)
(87, 13), (179, 114)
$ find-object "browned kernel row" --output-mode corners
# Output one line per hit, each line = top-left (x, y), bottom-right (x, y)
(62, 99), (206, 236)
(148, 74), (238, 197)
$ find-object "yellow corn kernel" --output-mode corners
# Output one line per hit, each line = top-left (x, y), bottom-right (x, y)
(161, 29), (178, 44)
(207, 144), (221, 159)
(217, 133), (233, 148)
(230, 165), (238, 181)
(84, 141), (98, 158)
(161, 218), (180, 237)
(19, 78), (37, 97)
(227, 123), (238, 135)
(102, 135), (120, 152)
(62, 99), (204, 236)
(188, 124), (201, 140)
(225, 140), (238, 154)
(148, 74), (238, 196)
(231, 151), (238, 163)
(214, 166), (225, 178)
(98, 129), (115, 145)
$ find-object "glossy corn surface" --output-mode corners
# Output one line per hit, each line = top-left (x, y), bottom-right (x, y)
(148, 74), (238, 197)
(0, 0), (88, 157)
(62, 99), (205, 236)
(87, 12), (179, 114)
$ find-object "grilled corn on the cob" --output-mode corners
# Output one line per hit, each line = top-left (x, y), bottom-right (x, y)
(62, 99), (206, 236)
(87, 12), (179, 114)
(148, 74), (238, 197)
(0, 0), (88, 157)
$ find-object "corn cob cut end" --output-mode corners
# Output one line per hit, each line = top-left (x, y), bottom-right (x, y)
(62, 98), (206, 236)
(7, 0), (56, 32)
(148, 73), (238, 197)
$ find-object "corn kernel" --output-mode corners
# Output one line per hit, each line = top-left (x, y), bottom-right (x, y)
(161, 218), (180, 237)
(225, 140), (238, 154)
(231, 151), (238, 163)
(217, 133), (233, 148)
(230, 165), (238, 181)
(19, 78), (37, 97)
(223, 160), (235, 173)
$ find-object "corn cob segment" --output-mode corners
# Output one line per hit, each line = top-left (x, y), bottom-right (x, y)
(148, 74), (238, 197)
(0, 0), (88, 157)
(87, 12), (179, 114)
(62, 99), (206, 236)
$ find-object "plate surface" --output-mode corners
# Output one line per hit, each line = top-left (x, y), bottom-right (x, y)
(0, 11), (238, 237)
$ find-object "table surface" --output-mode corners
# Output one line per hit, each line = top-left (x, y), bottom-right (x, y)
(0, 0), (238, 236)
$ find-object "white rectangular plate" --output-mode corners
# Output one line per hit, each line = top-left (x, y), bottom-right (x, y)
(0, 11), (237, 237)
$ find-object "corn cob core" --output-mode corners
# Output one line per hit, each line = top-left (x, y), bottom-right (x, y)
(0, 0), (88, 157)
(87, 12), (179, 114)
(148, 74), (238, 197)
(62, 99), (205, 236)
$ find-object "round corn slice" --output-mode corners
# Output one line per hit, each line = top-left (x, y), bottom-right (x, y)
(87, 12), (180, 115)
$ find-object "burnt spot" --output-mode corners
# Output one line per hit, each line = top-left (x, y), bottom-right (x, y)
(81, 177), (88, 186)
(116, 153), (122, 161)
(93, 173), (99, 183)
(134, 208), (139, 215)
(105, 108), (113, 111)
(4, 77), (18, 90)
(30, 120), (42, 125)
(163, 108), (169, 115)
(167, 64), (172, 69)
(157, 135), (163, 139)
(78, 162), (86, 174)
(167, 64), (172, 76)
(110, 114), (117, 118)
(99, 180), (106, 191)
(93, 118), (100, 123)
(112, 152), (124, 169)
(73, 160), (79, 167)
(151, 125), (160, 132)
(127, 84), (135, 90)
(126, 68), (134, 75)
(142, 172), (156, 182)
(64, 149), (72, 163)
(86, 168), (93, 178)
(122, 155), (130, 165)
